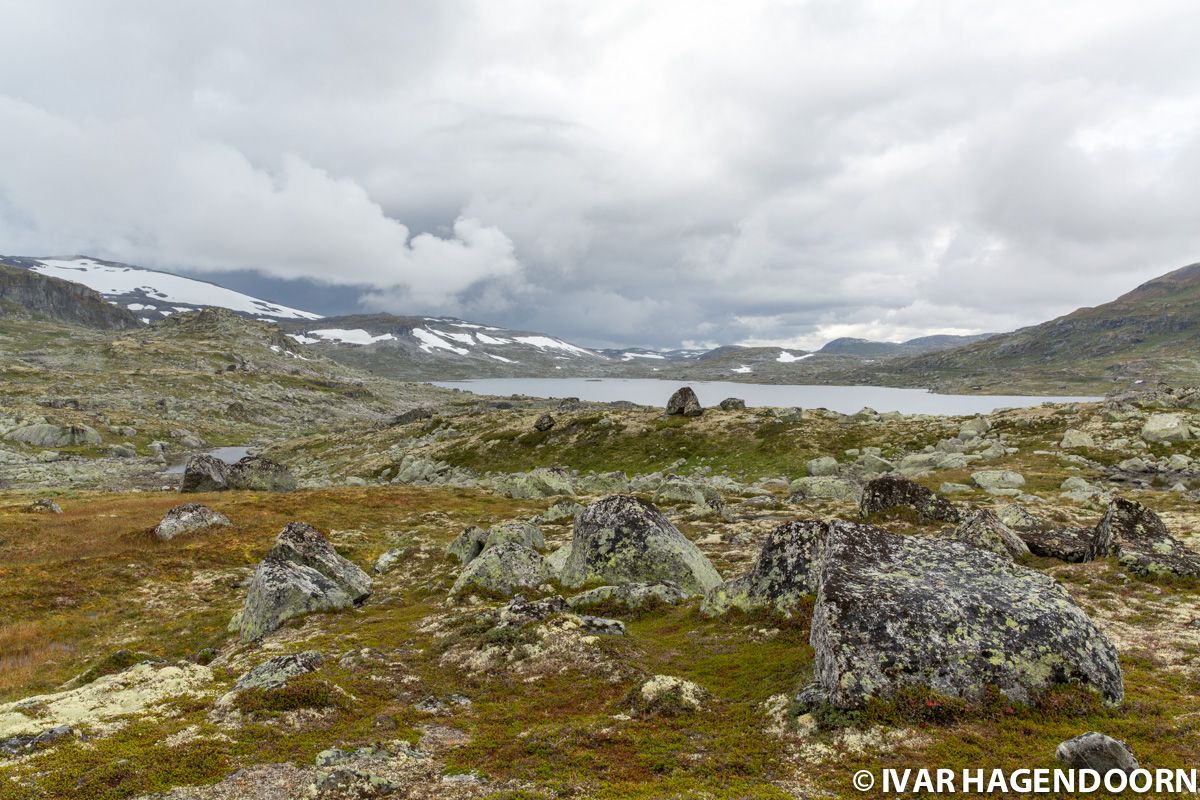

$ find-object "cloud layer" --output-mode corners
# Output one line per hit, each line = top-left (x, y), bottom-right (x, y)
(2, 0), (1198, 348)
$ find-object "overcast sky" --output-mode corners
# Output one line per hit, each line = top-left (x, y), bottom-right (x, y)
(2, 1), (1199, 349)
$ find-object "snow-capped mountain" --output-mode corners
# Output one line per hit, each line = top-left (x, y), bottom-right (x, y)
(0, 256), (322, 323)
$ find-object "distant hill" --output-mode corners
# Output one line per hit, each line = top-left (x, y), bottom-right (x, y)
(818, 333), (996, 357)
(0, 263), (141, 330)
(861, 262), (1200, 392)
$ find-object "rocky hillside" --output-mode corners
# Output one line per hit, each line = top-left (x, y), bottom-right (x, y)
(861, 263), (1200, 393)
(0, 264), (141, 330)
(817, 333), (996, 357)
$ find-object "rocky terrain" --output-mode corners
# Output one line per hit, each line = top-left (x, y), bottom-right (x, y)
(2, 299), (1199, 799)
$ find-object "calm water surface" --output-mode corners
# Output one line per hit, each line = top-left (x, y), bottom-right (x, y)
(432, 378), (1100, 416)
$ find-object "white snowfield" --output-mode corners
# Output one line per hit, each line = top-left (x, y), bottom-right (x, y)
(621, 351), (666, 361)
(776, 350), (814, 363)
(295, 329), (397, 345)
(30, 258), (322, 320)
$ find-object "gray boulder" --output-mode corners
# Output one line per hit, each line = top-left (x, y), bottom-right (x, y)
(533, 413), (555, 432)
(495, 467), (575, 498)
(946, 509), (1030, 560)
(228, 455), (297, 492)
(232, 523), (372, 641)
(653, 476), (723, 509)
(1141, 413), (1191, 443)
(1092, 497), (1200, 577)
(718, 397), (746, 411)
(446, 526), (489, 565)
(971, 470), (1026, 493)
(860, 475), (960, 522)
(1055, 732), (1139, 774)
(25, 498), (62, 514)
(702, 520), (837, 616)
(806, 456), (839, 477)
(560, 495), (721, 596)
(665, 387), (703, 417)
(1019, 526), (1096, 563)
(1059, 429), (1095, 449)
(180, 454), (229, 493)
(5, 423), (101, 448)
(231, 651), (324, 693)
(450, 541), (552, 598)
(796, 524), (1124, 709)
(485, 520), (546, 551)
(153, 503), (231, 541)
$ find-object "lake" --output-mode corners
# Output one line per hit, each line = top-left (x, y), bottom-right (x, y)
(432, 378), (1100, 416)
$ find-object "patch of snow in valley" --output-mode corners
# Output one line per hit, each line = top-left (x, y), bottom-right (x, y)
(126, 303), (156, 311)
(30, 258), (323, 320)
(732, 365), (753, 373)
(621, 352), (666, 361)
(777, 351), (814, 363)
(486, 354), (517, 363)
(475, 332), (511, 345)
(436, 330), (476, 345)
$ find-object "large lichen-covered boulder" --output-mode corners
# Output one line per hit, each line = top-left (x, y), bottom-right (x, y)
(945, 509), (1030, 560)
(860, 475), (960, 522)
(702, 520), (833, 616)
(653, 476), (723, 509)
(227, 455), (297, 492)
(153, 503), (231, 541)
(971, 470), (1026, 494)
(450, 542), (552, 598)
(5, 423), (102, 448)
(494, 467), (576, 498)
(1092, 497), (1200, 577)
(180, 454), (229, 493)
(217, 651), (325, 706)
(567, 582), (686, 611)
(232, 523), (372, 641)
(796, 524), (1124, 710)
(665, 387), (703, 417)
(788, 477), (861, 504)
(559, 495), (721, 596)
(1019, 526), (1096, 563)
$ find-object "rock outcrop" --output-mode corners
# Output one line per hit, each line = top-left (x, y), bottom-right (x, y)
(533, 413), (555, 432)
(1092, 497), (1200, 577)
(702, 520), (834, 616)
(153, 503), (231, 541)
(796, 524), (1123, 709)
(1140, 413), (1192, 443)
(718, 398), (746, 411)
(6, 423), (101, 448)
(484, 521), (546, 552)
(559, 495), (721, 596)
(227, 455), (297, 492)
(446, 526), (489, 565)
(860, 475), (960, 522)
(232, 523), (372, 641)
(665, 387), (703, 417)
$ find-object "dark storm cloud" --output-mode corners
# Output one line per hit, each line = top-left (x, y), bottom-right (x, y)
(1, 0), (1198, 348)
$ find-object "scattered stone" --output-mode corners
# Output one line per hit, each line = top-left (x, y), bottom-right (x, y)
(180, 454), (229, 493)
(24, 498), (62, 514)
(232, 523), (372, 641)
(654, 475), (723, 509)
(1055, 732), (1139, 774)
(947, 509), (1030, 560)
(390, 407), (433, 426)
(540, 499), (584, 523)
(1019, 527), (1096, 563)
(372, 548), (404, 575)
(578, 615), (626, 636)
(971, 470), (1026, 493)
(227, 455), (297, 492)
(567, 582), (686, 611)
(718, 397), (746, 411)
(533, 413), (555, 432)
(310, 767), (398, 799)
(446, 526), (489, 565)
(1140, 413), (1192, 443)
(1059, 429), (1096, 449)
(938, 482), (972, 495)
(806, 456), (839, 477)
(665, 387), (703, 417)
(153, 503), (231, 541)
(228, 651), (324, 696)
(795, 523), (1123, 709)
(559, 495), (722, 596)
(450, 542), (552, 598)
(997, 504), (1042, 532)
(860, 475), (960, 522)
(958, 417), (992, 438)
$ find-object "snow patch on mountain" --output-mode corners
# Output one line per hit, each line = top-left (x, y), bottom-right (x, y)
(776, 350), (814, 363)
(27, 257), (322, 321)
